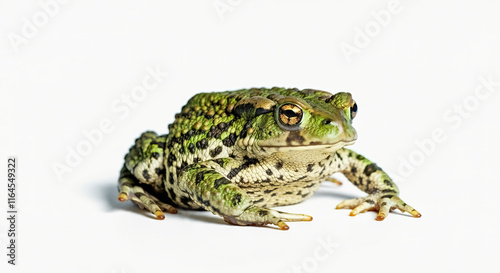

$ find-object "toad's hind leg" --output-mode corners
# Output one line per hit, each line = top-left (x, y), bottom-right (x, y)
(117, 131), (177, 219)
(118, 165), (177, 219)
(179, 161), (312, 230)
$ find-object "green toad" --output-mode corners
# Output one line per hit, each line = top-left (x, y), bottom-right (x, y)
(117, 87), (421, 230)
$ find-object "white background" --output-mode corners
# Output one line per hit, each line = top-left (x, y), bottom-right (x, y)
(1, 1), (500, 272)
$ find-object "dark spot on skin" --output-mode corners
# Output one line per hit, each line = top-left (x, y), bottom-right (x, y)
(365, 199), (375, 205)
(285, 191), (293, 195)
(381, 202), (387, 206)
(384, 180), (393, 187)
(356, 154), (364, 161)
(309, 141), (322, 145)
(181, 196), (191, 207)
(363, 163), (381, 177)
(254, 198), (264, 203)
(381, 195), (395, 199)
(214, 177), (231, 189)
(301, 193), (309, 198)
(197, 139), (208, 149)
(258, 210), (268, 217)
(292, 175), (307, 182)
(218, 122), (226, 130)
(222, 133), (237, 147)
(227, 157), (259, 179)
(358, 177), (363, 186)
(180, 161), (188, 170)
(209, 146), (223, 157)
(255, 107), (273, 116)
(193, 157), (200, 163)
(351, 166), (357, 174)
(178, 147), (185, 154)
(286, 130), (305, 145)
(271, 193), (277, 197)
(266, 169), (273, 175)
(261, 178), (271, 183)
(155, 141), (166, 149)
(195, 171), (207, 184)
(307, 163), (314, 172)
(151, 152), (160, 159)
(275, 161), (283, 169)
(169, 172), (175, 184)
(213, 158), (225, 167)
(142, 170), (151, 181)
(155, 167), (162, 175)
(209, 125), (223, 139)
(233, 103), (255, 117)
(188, 143), (195, 154)
(348, 152), (353, 158)
(232, 193), (242, 205)
(319, 165), (326, 176)
(278, 175), (284, 181)
(263, 188), (275, 194)
(167, 154), (177, 166)
(303, 183), (316, 188)
(240, 120), (253, 138)
(381, 189), (396, 193)
(168, 188), (177, 200)
(325, 95), (335, 104)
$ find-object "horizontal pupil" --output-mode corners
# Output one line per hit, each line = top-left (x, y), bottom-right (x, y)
(283, 109), (298, 117)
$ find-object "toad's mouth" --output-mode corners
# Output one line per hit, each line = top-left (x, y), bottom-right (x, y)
(259, 140), (356, 150)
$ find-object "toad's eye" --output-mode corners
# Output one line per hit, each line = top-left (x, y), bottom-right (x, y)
(277, 103), (303, 129)
(350, 102), (357, 119)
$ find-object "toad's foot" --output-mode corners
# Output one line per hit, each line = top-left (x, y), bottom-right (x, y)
(335, 193), (421, 221)
(119, 186), (178, 220)
(223, 206), (313, 230)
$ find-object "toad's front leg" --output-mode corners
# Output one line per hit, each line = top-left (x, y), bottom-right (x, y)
(334, 148), (421, 221)
(178, 161), (312, 230)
